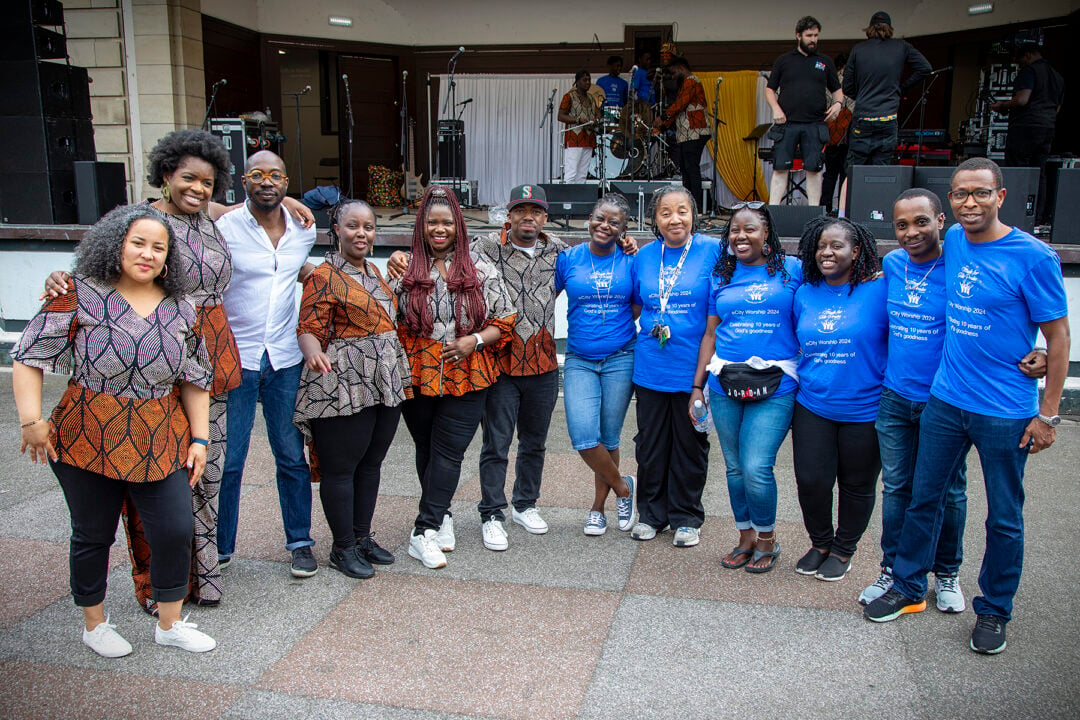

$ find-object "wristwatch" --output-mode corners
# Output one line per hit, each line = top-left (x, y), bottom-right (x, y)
(472, 333), (486, 351)
(1037, 413), (1061, 427)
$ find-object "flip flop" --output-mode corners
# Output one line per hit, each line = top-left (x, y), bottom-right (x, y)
(721, 546), (754, 569)
(745, 540), (781, 574)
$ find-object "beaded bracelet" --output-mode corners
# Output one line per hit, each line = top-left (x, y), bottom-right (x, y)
(20, 418), (44, 428)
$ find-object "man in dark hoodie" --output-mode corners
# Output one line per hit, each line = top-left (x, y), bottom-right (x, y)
(843, 11), (931, 171)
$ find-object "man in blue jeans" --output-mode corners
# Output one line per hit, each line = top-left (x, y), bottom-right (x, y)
(864, 159), (1070, 655)
(216, 151), (318, 578)
(861, 188), (1047, 611)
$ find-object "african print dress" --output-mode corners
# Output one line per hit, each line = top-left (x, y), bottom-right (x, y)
(13, 276), (212, 480)
(393, 250), (517, 397)
(293, 253), (413, 478)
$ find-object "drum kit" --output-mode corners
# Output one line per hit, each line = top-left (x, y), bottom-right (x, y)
(565, 98), (677, 186)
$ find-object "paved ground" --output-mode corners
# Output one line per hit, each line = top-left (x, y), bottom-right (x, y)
(1, 371), (1078, 719)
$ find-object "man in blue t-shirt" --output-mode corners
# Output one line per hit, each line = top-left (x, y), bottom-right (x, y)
(864, 159), (1070, 656)
(631, 51), (655, 105)
(595, 55), (629, 108)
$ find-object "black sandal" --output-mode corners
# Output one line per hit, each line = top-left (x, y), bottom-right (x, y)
(721, 546), (754, 569)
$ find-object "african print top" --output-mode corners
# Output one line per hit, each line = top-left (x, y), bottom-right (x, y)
(475, 228), (566, 376)
(661, 75), (710, 144)
(14, 275), (212, 483)
(293, 253), (413, 438)
(560, 90), (598, 149)
(393, 250), (516, 397)
(148, 201), (241, 395)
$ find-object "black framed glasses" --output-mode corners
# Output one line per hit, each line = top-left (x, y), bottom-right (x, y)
(948, 188), (997, 203)
(244, 170), (287, 185)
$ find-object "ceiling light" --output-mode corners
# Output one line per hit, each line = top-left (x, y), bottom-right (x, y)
(328, 16), (353, 27)
(968, 3), (994, 14)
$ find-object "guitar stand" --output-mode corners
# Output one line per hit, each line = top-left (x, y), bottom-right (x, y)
(390, 69), (417, 221)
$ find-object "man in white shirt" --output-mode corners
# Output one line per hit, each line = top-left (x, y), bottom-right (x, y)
(216, 151), (319, 578)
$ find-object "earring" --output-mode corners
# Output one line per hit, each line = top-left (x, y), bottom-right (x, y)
(762, 245), (771, 256)
(161, 182), (172, 203)
(159, 265), (168, 279)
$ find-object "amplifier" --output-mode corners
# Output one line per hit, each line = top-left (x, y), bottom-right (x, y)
(847, 165), (913, 239)
(208, 117), (283, 204)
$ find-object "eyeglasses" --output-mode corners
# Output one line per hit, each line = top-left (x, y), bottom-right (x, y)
(731, 201), (767, 211)
(244, 170), (287, 185)
(948, 188), (997, 203)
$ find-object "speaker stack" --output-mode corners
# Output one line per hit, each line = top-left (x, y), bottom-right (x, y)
(0, 0), (96, 225)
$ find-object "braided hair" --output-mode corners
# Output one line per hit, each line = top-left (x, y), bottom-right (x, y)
(647, 185), (699, 240)
(401, 186), (487, 337)
(797, 216), (880, 294)
(714, 204), (790, 286)
(327, 197), (375, 251)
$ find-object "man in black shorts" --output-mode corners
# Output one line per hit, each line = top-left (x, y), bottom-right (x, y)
(765, 15), (843, 206)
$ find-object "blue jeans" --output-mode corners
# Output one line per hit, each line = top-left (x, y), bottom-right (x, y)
(875, 387), (967, 574)
(218, 353), (314, 559)
(563, 346), (635, 452)
(892, 396), (1030, 620)
(709, 388), (794, 533)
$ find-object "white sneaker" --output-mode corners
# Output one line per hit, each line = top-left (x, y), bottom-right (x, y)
(673, 526), (700, 547)
(859, 568), (894, 606)
(512, 507), (549, 534)
(155, 614), (216, 653)
(584, 511), (607, 536)
(631, 522), (658, 541)
(435, 514), (456, 552)
(409, 529), (447, 569)
(82, 616), (132, 658)
(482, 516), (509, 551)
(935, 573), (966, 613)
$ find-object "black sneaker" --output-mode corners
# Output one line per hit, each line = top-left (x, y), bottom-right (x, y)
(290, 547), (318, 578)
(815, 554), (851, 582)
(358, 534), (395, 565)
(328, 546), (374, 579)
(970, 614), (1007, 654)
(795, 548), (828, 575)
(864, 588), (927, 622)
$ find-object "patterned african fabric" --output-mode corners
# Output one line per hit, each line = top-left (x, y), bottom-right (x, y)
(474, 228), (566, 376)
(560, 90), (598, 149)
(393, 250), (516, 397)
(661, 75), (710, 143)
(13, 276), (211, 483)
(293, 253), (413, 463)
(368, 165), (405, 207)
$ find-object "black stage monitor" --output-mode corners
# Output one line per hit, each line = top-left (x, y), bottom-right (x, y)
(1051, 168), (1080, 245)
(848, 165), (913, 240)
(767, 204), (826, 239)
(538, 183), (598, 227)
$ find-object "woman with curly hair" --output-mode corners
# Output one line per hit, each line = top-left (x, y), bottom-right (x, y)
(693, 202), (803, 573)
(293, 199), (411, 578)
(394, 186), (516, 569)
(13, 204), (217, 656)
(791, 216), (888, 582)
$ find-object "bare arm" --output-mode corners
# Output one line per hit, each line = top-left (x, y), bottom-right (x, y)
(688, 315), (720, 421)
(12, 361), (56, 465)
(764, 87), (785, 124)
(297, 262), (317, 283)
(179, 382), (210, 486)
(825, 89), (844, 123)
(1020, 316), (1070, 453)
(298, 333), (332, 374)
(993, 89), (1032, 112)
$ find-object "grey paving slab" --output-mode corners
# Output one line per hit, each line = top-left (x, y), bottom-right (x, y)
(223, 690), (481, 720)
(0, 558), (358, 685)
(0, 370), (66, 512)
(382, 501), (640, 592)
(0, 487), (75, 542)
(581, 594), (922, 720)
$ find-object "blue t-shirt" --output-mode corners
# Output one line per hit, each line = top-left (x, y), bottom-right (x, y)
(794, 277), (889, 422)
(708, 256), (804, 397)
(882, 248), (947, 403)
(596, 75), (628, 107)
(632, 233), (722, 392)
(556, 243), (636, 360)
(931, 224), (1068, 419)
(632, 67), (654, 104)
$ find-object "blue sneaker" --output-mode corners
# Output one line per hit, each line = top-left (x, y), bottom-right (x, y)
(584, 511), (607, 536)
(616, 475), (638, 531)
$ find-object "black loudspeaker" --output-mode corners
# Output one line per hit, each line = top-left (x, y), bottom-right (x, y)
(912, 166), (952, 219)
(437, 119), (466, 179)
(848, 165), (913, 239)
(999, 166), (1038, 234)
(74, 161), (128, 225)
(0, 116), (95, 175)
(0, 61), (91, 119)
(538, 183), (598, 220)
(1050, 168), (1080, 245)
(0, 171), (77, 224)
(767, 204), (826, 238)
(1, 1), (66, 62)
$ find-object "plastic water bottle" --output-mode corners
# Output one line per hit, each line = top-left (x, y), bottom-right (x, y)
(691, 399), (711, 434)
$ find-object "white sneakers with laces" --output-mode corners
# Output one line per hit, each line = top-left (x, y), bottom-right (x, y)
(409, 529), (448, 569)
(155, 614), (217, 653)
(935, 573), (966, 613)
(511, 507), (549, 534)
(482, 516), (509, 551)
(82, 615), (132, 658)
(435, 514), (456, 552)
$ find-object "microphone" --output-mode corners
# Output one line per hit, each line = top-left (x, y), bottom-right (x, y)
(630, 65), (638, 75)
(212, 78), (227, 89)
(403, 70), (408, 79)
(928, 66), (953, 76)
(451, 46), (465, 62)
(301, 85), (311, 95)
(457, 98), (473, 106)
(342, 74), (350, 92)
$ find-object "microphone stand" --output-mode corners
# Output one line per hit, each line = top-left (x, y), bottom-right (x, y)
(901, 67), (947, 169)
(540, 87), (557, 184)
(442, 50), (462, 203)
(342, 74), (355, 200)
(390, 72), (412, 220)
(202, 81), (224, 130)
(285, 87), (309, 192)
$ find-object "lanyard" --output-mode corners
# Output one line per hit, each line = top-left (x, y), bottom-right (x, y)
(657, 235), (694, 317)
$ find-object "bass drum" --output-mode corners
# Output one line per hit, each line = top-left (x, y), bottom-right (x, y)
(609, 133), (647, 177)
(620, 99), (654, 139)
(588, 135), (628, 180)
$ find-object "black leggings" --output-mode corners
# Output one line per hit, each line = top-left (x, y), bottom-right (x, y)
(312, 405), (402, 549)
(401, 388), (488, 532)
(791, 402), (880, 557)
(53, 462), (192, 606)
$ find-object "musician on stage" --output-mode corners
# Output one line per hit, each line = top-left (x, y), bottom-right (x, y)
(596, 55), (629, 108)
(632, 51), (655, 105)
(652, 56), (711, 207)
(559, 71), (601, 183)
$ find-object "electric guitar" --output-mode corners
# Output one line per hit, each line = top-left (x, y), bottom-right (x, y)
(401, 119), (426, 203)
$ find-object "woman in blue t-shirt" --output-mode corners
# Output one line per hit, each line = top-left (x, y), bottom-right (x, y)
(693, 202), (802, 573)
(791, 217), (887, 582)
(630, 186), (722, 548)
(556, 194), (639, 537)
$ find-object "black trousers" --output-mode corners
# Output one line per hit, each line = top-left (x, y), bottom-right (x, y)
(401, 388), (488, 532)
(822, 144), (848, 213)
(53, 462), (192, 606)
(634, 385), (710, 529)
(312, 405), (402, 548)
(791, 402), (880, 557)
(673, 137), (710, 211)
(1005, 125), (1055, 224)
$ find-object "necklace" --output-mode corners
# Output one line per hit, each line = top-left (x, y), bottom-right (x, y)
(588, 245), (618, 324)
(658, 235), (694, 317)
(903, 253), (941, 293)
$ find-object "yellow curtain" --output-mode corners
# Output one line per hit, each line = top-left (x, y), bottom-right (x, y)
(697, 70), (768, 202)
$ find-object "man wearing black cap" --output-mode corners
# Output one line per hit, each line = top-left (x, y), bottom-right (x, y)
(843, 11), (931, 172)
